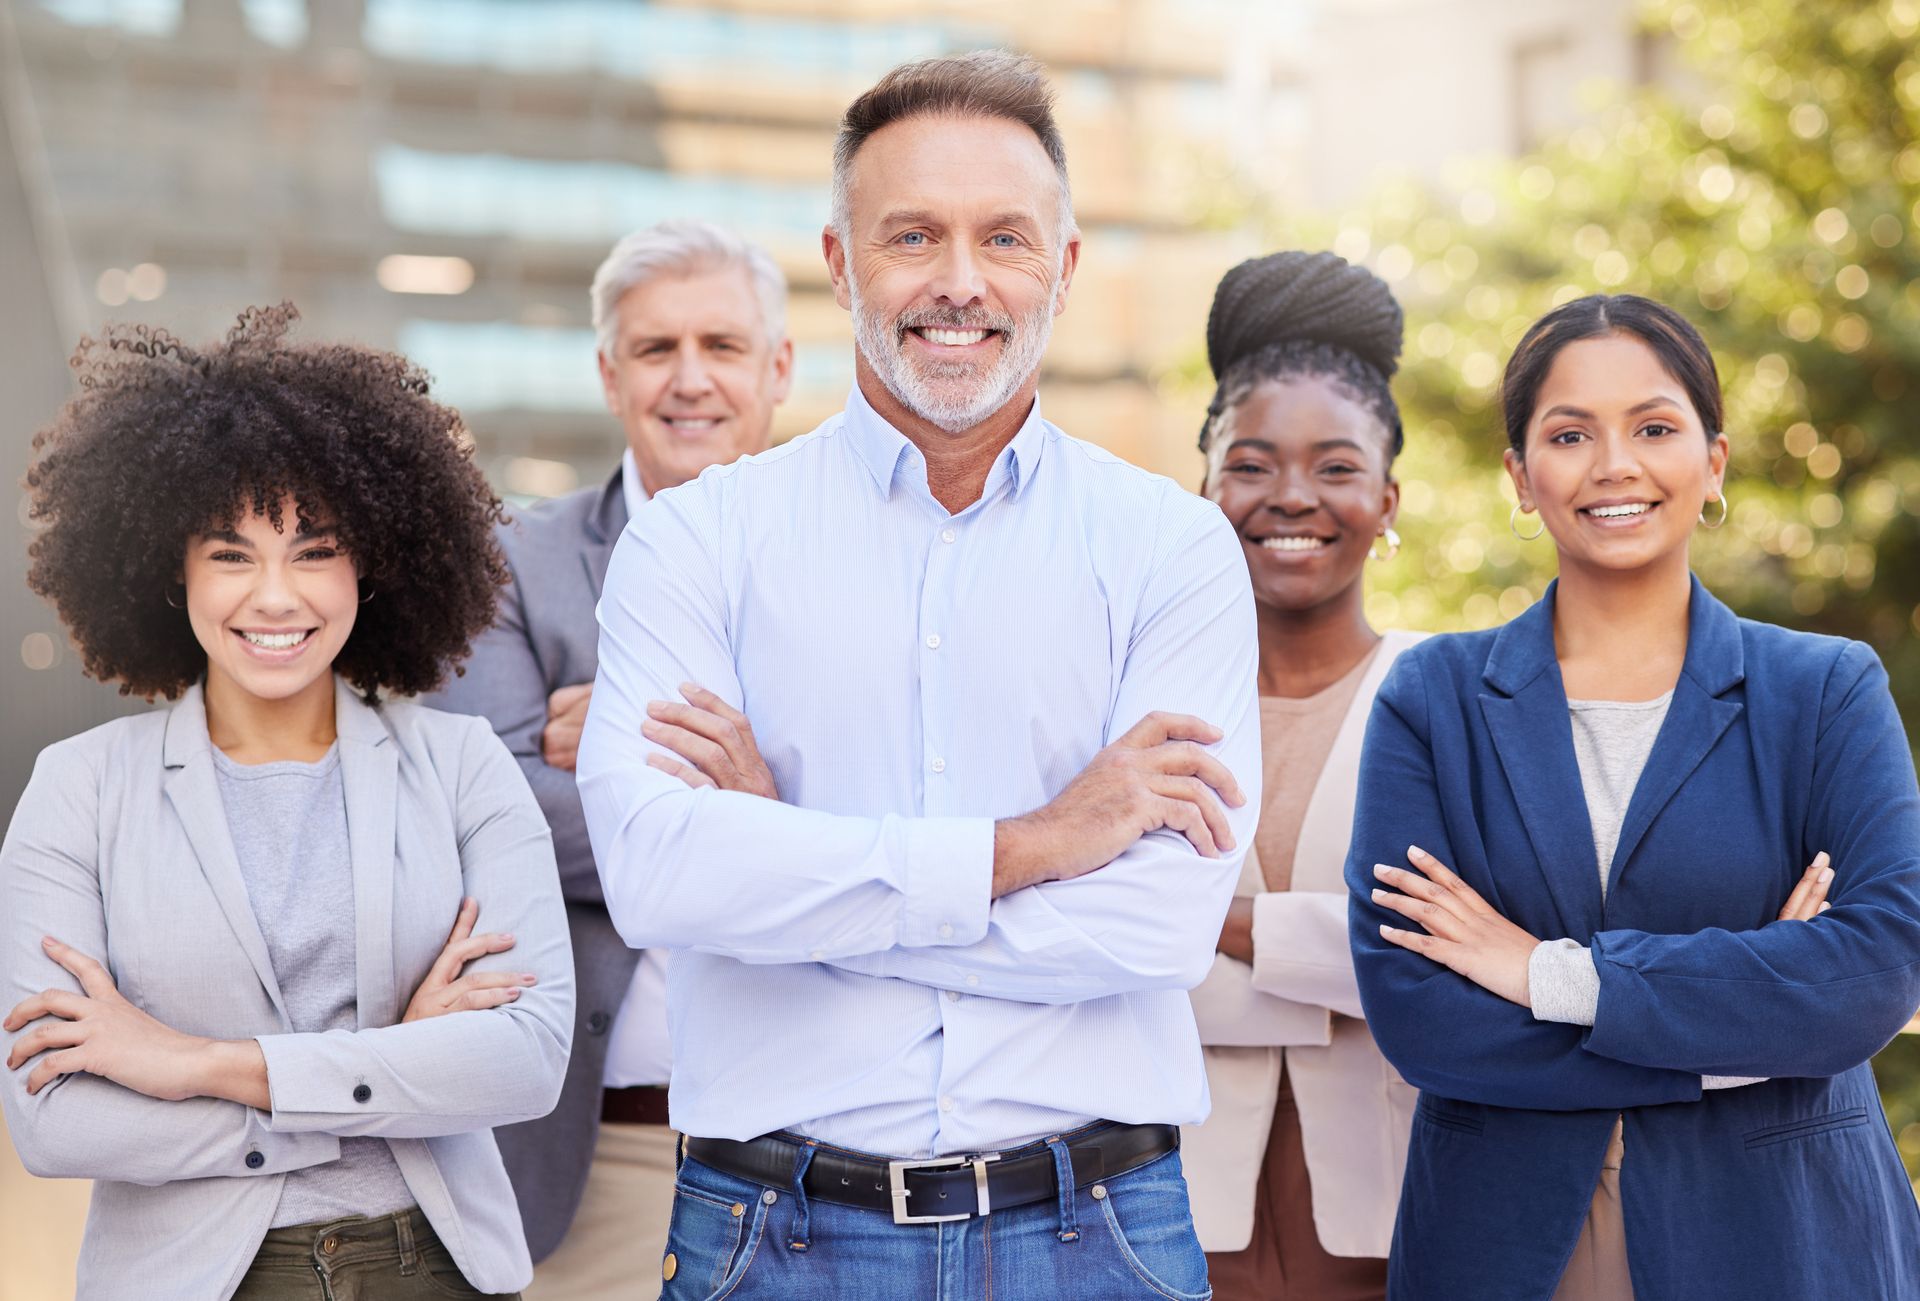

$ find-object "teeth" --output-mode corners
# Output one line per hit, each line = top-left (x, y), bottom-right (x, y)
(663, 417), (721, 429)
(241, 631), (309, 649)
(920, 328), (989, 346)
(1260, 536), (1330, 552)
(1586, 503), (1650, 518)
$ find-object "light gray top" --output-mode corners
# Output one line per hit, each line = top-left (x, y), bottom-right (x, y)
(1530, 694), (1672, 1027)
(1528, 693), (1763, 1091)
(213, 744), (415, 1227)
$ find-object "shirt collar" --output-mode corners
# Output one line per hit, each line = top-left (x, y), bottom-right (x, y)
(620, 448), (652, 522)
(840, 381), (1050, 503)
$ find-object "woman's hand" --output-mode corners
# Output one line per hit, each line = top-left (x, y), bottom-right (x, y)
(4, 936), (264, 1104)
(1371, 846), (1541, 1009)
(643, 682), (781, 799)
(1776, 852), (1834, 921)
(402, 897), (533, 1023)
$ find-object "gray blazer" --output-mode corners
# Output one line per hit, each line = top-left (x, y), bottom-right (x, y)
(0, 678), (574, 1300)
(421, 469), (642, 1262)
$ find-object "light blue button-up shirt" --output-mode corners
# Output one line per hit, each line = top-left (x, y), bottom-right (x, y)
(578, 384), (1260, 1157)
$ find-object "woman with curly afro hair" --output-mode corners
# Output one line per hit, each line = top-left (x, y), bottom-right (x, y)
(0, 305), (574, 1300)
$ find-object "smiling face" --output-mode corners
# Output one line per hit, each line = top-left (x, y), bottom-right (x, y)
(1504, 333), (1728, 577)
(825, 113), (1079, 435)
(1206, 377), (1399, 617)
(597, 264), (793, 496)
(183, 496), (358, 709)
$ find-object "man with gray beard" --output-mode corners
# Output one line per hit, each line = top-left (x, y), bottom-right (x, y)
(576, 51), (1260, 1298)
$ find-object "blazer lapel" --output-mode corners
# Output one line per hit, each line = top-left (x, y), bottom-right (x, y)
(580, 468), (628, 601)
(1292, 631), (1424, 894)
(1478, 587), (1604, 940)
(335, 680), (400, 1030)
(1606, 579), (1745, 899)
(160, 686), (291, 1025)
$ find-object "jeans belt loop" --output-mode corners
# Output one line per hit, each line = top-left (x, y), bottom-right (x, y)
(395, 1209), (419, 1276)
(788, 1140), (818, 1250)
(1045, 1136), (1079, 1242)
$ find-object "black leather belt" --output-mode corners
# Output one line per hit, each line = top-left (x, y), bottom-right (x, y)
(683, 1122), (1177, 1226)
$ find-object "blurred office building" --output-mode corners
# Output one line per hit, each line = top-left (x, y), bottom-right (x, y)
(0, 0), (1649, 804)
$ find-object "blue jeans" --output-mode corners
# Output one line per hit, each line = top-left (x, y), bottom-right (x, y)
(657, 1138), (1212, 1300)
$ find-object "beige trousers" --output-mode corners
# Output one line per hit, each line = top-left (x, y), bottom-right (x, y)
(523, 1122), (679, 1301)
(1553, 1117), (1633, 1301)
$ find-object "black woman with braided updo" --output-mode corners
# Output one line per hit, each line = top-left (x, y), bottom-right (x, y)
(1178, 251), (1419, 1301)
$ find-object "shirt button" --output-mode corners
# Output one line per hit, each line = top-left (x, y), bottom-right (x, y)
(352, 1084), (372, 1104)
(925, 634), (941, 650)
(585, 1011), (611, 1036)
(940, 1096), (955, 1113)
(945, 990), (960, 1003)
(940, 528), (956, 544)
(965, 974), (979, 987)
(810, 950), (825, 961)
(244, 1150), (265, 1170)
(939, 923), (954, 939)
(931, 757), (946, 774)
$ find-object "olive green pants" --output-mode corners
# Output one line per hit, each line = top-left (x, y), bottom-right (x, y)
(233, 1207), (520, 1300)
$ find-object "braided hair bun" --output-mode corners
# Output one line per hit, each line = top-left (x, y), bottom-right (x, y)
(1200, 250), (1406, 459)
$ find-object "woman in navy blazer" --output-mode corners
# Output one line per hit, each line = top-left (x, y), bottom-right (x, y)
(1346, 294), (1920, 1299)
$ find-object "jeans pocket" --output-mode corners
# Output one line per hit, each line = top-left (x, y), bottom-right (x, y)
(1093, 1153), (1213, 1301)
(1743, 1107), (1870, 1150)
(661, 1176), (770, 1300)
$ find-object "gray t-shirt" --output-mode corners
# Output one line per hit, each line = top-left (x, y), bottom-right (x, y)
(214, 744), (415, 1227)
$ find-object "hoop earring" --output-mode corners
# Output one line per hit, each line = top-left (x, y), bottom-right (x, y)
(359, 583), (377, 605)
(1699, 492), (1728, 530)
(164, 583), (186, 610)
(1510, 504), (1545, 541)
(1370, 526), (1401, 561)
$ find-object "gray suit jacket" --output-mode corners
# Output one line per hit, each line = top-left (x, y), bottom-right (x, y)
(0, 677), (574, 1299)
(421, 470), (642, 1262)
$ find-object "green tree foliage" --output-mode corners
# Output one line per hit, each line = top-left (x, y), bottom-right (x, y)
(1242, 0), (1920, 1184)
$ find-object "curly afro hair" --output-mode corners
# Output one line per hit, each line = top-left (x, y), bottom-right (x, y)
(24, 303), (509, 702)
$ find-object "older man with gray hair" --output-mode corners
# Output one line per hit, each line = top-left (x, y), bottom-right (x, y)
(424, 218), (791, 1298)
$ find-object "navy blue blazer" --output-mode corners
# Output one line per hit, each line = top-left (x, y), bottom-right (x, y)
(1346, 577), (1920, 1300)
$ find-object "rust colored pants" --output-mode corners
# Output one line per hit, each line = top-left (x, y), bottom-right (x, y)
(1204, 1069), (1388, 1301)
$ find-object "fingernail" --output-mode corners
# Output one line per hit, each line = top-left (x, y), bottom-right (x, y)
(1408, 845), (1426, 860)
(1819, 868), (1833, 884)
(1373, 864), (1390, 879)
(40, 937), (56, 949)
(507, 989), (521, 1000)
(1379, 923), (1398, 938)
(521, 974), (537, 985)
(1371, 888), (1386, 902)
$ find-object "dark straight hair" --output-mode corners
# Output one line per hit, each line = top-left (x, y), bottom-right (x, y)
(1500, 294), (1725, 454)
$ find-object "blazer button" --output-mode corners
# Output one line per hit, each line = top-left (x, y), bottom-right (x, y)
(352, 1084), (373, 1103)
(245, 1151), (265, 1169)
(586, 1011), (611, 1036)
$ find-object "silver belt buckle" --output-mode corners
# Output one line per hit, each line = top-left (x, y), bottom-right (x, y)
(887, 1152), (1002, 1225)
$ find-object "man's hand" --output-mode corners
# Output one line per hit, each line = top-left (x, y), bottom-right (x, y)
(642, 683), (781, 800)
(991, 711), (1245, 898)
(4, 937), (267, 1107)
(542, 683), (594, 772)
(402, 897), (531, 1022)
